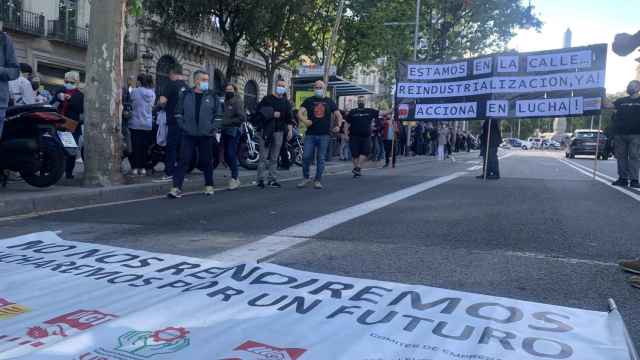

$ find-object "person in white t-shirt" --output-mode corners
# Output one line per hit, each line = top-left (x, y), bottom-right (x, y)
(8, 63), (35, 105)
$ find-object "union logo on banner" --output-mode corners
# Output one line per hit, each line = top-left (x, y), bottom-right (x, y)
(398, 104), (409, 119)
(220, 340), (306, 360)
(0, 297), (30, 320)
(0, 309), (117, 355)
(86, 326), (191, 360)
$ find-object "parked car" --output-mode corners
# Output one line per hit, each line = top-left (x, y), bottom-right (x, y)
(504, 138), (532, 150)
(527, 137), (544, 149)
(565, 130), (610, 160)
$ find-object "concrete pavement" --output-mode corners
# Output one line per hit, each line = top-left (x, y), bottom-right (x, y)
(1, 149), (639, 347)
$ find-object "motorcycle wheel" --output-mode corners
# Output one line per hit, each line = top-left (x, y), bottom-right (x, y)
(238, 142), (260, 170)
(293, 146), (303, 167)
(21, 136), (65, 188)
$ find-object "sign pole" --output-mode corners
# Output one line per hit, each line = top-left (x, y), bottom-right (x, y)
(592, 114), (603, 179)
(483, 118), (492, 181)
(391, 120), (397, 168)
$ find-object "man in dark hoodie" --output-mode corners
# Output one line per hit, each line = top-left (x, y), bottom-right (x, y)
(0, 24), (19, 138)
(255, 79), (294, 189)
(167, 70), (218, 198)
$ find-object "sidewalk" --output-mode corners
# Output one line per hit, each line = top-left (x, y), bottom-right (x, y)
(0, 155), (449, 218)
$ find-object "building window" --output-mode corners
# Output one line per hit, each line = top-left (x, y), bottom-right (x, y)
(58, 0), (78, 28)
(213, 70), (225, 97)
(244, 80), (259, 114)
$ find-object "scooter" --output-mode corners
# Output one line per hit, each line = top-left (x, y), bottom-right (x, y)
(0, 104), (78, 188)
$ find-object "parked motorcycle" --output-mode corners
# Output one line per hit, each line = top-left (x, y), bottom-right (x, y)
(0, 104), (78, 188)
(278, 128), (303, 168)
(238, 121), (260, 170)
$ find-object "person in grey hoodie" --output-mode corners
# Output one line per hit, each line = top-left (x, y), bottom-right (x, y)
(168, 70), (218, 199)
(0, 24), (20, 138)
(128, 74), (156, 176)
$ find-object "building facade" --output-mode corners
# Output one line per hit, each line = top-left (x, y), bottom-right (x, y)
(340, 62), (387, 111)
(1, 0), (290, 112)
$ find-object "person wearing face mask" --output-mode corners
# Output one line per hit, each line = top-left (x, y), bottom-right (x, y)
(167, 70), (218, 199)
(222, 83), (245, 190)
(610, 80), (640, 189)
(31, 76), (51, 104)
(297, 80), (344, 189)
(255, 80), (294, 189)
(51, 71), (84, 179)
(345, 96), (378, 177)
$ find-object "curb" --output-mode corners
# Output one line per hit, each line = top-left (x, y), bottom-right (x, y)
(0, 162), (354, 219)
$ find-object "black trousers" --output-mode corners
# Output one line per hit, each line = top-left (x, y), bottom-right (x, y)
(130, 129), (153, 170)
(384, 139), (393, 165)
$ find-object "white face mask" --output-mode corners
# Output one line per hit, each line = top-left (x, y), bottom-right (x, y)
(314, 89), (324, 97)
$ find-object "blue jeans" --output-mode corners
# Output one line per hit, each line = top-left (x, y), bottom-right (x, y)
(302, 134), (329, 181)
(0, 109), (5, 138)
(165, 122), (182, 176)
(222, 127), (240, 180)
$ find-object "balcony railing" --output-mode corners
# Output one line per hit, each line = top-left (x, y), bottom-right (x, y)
(0, 6), (45, 36)
(46, 20), (88, 48)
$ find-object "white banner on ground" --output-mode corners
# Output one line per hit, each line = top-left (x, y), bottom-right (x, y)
(0, 232), (634, 360)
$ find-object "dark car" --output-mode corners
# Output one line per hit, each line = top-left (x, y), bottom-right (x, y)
(565, 130), (610, 160)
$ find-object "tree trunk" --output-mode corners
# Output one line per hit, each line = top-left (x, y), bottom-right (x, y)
(225, 41), (239, 82)
(265, 64), (275, 95)
(83, 0), (125, 186)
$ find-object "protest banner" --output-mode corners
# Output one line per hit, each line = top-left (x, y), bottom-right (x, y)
(0, 232), (635, 359)
(395, 44), (607, 121)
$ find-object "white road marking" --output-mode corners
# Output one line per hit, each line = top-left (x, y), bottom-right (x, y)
(561, 160), (640, 203)
(565, 159), (616, 181)
(503, 250), (617, 267)
(209, 172), (467, 263)
(467, 165), (483, 171)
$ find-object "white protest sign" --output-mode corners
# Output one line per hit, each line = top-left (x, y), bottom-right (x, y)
(526, 50), (592, 72)
(0, 232), (633, 360)
(415, 102), (477, 119)
(408, 62), (468, 80)
(516, 97), (584, 117)
(486, 100), (510, 117)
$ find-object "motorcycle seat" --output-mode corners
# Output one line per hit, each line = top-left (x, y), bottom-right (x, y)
(6, 104), (58, 118)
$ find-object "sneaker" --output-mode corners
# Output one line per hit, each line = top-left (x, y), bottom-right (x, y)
(268, 180), (282, 188)
(204, 186), (214, 196)
(167, 187), (183, 199)
(630, 276), (640, 289)
(257, 180), (265, 189)
(131, 169), (139, 176)
(612, 178), (629, 187)
(297, 179), (312, 188)
(153, 175), (173, 183)
(140, 169), (147, 176)
(630, 180), (640, 189)
(229, 178), (240, 190)
(620, 260), (640, 274)
(352, 168), (362, 178)
(314, 180), (323, 189)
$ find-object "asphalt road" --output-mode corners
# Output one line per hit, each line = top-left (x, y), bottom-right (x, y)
(1, 149), (639, 348)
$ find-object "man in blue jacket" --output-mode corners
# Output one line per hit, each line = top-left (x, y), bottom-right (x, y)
(168, 70), (218, 199)
(0, 24), (20, 138)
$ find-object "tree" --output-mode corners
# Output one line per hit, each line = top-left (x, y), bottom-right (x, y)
(142, 0), (259, 83)
(83, 0), (129, 186)
(245, 0), (319, 94)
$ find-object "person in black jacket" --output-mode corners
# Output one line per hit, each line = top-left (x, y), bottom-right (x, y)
(255, 79), (294, 188)
(477, 119), (502, 180)
(610, 80), (640, 188)
(51, 71), (84, 179)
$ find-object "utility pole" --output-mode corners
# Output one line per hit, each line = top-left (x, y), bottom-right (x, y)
(323, 0), (346, 87)
(413, 0), (421, 61)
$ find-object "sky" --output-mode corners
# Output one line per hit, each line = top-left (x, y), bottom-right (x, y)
(508, 0), (639, 94)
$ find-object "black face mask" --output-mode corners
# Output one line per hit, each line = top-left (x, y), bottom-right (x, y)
(225, 91), (235, 99)
(357, 103), (365, 109)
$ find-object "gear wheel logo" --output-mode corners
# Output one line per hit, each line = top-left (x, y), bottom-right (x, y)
(150, 326), (189, 343)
